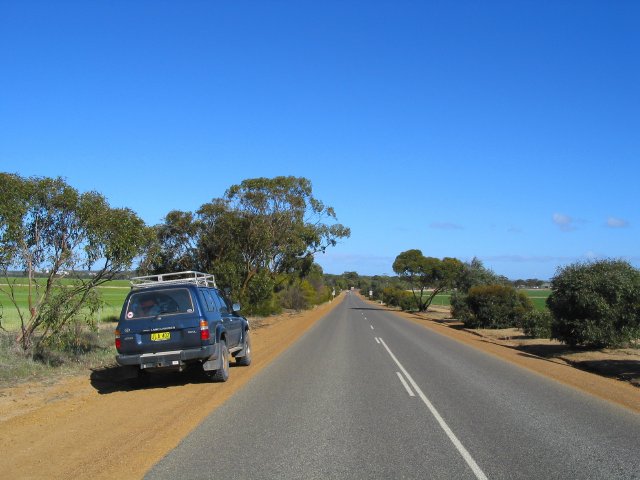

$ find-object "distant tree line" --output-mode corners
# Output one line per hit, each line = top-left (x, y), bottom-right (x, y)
(511, 279), (547, 288)
(364, 248), (640, 349)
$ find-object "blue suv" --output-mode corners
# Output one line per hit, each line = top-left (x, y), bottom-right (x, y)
(115, 271), (251, 382)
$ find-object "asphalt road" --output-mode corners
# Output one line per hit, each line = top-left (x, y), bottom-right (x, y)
(146, 294), (640, 479)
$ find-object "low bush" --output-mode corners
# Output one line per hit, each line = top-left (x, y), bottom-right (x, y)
(458, 284), (534, 329)
(520, 309), (552, 338)
(547, 260), (640, 348)
(398, 294), (416, 312)
(450, 291), (471, 320)
(382, 287), (414, 310)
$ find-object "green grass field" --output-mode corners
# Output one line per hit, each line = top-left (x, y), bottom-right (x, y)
(430, 293), (452, 307)
(425, 288), (550, 311)
(0, 278), (130, 331)
(523, 288), (551, 310)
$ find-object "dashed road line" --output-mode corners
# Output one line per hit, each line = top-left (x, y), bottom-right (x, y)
(396, 371), (415, 396)
(378, 337), (488, 480)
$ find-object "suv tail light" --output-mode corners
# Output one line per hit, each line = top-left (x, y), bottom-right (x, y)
(200, 319), (210, 341)
(115, 329), (121, 350)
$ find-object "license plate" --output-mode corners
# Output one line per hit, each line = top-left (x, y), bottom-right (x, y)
(150, 332), (171, 341)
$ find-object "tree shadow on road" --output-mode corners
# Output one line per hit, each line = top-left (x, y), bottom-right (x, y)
(565, 359), (639, 386)
(515, 346), (639, 387)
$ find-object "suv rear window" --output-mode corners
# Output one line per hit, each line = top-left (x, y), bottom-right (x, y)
(124, 288), (195, 319)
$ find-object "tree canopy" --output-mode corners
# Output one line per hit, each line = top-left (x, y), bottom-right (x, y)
(0, 173), (151, 349)
(142, 176), (350, 313)
(392, 249), (463, 311)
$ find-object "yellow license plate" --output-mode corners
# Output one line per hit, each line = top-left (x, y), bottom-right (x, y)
(150, 332), (171, 341)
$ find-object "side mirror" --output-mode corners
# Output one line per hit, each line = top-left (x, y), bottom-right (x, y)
(232, 303), (241, 313)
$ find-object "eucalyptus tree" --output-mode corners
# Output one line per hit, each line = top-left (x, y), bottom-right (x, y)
(0, 173), (150, 350)
(140, 210), (201, 274)
(392, 249), (463, 311)
(143, 176), (350, 312)
(201, 177), (350, 304)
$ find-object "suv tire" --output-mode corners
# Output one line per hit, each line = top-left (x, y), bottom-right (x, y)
(209, 340), (229, 382)
(235, 331), (252, 366)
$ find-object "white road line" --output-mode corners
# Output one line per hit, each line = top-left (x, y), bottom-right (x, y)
(378, 338), (488, 480)
(374, 337), (380, 344)
(370, 325), (374, 330)
(396, 372), (415, 397)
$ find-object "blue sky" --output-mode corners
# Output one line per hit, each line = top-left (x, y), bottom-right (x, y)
(1, 1), (638, 280)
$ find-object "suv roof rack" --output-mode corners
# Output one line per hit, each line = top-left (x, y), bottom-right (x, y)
(131, 271), (217, 289)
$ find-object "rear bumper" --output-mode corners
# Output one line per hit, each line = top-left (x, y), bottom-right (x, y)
(116, 344), (218, 370)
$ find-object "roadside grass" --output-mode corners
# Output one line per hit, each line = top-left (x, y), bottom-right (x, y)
(0, 324), (118, 388)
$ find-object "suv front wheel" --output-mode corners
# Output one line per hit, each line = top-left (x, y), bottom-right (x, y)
(235, 330), (252, 366)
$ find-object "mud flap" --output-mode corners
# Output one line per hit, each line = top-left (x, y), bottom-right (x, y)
(235, 340), (249, 358)
(202, 357), (221, 371)
(202, 344), (222, 371)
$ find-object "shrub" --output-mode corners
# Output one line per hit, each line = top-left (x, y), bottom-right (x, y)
(459, 284), (534, 329)
(520, 309), (552, 338)
(382, 287), (414, 310)
(547, 259), (640, 348)
(399, 294), (416, 312)
(450, 291), (471, 319)
(278, 281), (318, 311)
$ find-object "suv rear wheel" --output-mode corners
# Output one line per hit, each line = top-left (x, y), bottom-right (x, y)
(208, 340), (229, 382)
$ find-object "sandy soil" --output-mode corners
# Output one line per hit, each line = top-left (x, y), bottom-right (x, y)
(1, 294), (637, 479)
(0, 297), (342, 480)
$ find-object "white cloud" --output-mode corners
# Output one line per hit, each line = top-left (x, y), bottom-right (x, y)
(606, 217), (629, 228)
(429, 222), (464, 230)
(552, 213), (576, 231)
